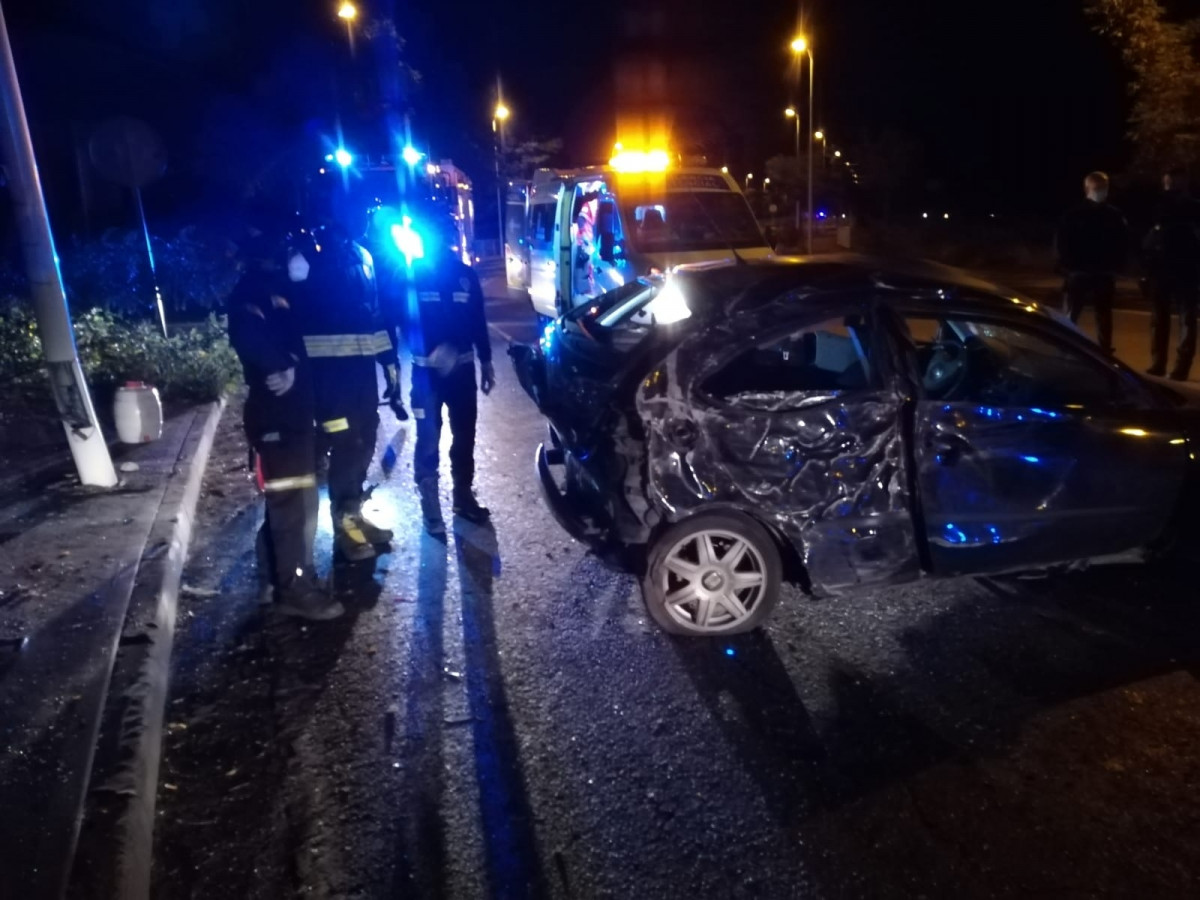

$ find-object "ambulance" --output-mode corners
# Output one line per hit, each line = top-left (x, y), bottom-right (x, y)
(506, 148), (772, 322)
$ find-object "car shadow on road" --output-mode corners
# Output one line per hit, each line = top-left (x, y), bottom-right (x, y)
(675, 561), (1200, 832)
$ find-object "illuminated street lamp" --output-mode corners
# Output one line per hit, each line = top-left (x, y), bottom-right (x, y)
(791, 34), (815, 253)
(492, 97), (511, 252)
(745, 172), (754, 191)
(337, 1), (357, 54)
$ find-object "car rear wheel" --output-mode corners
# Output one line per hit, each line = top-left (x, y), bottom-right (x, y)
(643, 512), (782, 636)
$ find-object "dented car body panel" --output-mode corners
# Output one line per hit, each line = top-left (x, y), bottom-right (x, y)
(510, 257), (1200, 592)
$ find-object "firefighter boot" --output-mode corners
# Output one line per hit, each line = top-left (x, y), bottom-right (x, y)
(347, 508), (394, 545)
(452, 481), (491, 523)
(335, 513), (378, 562)
(418, 477), (446, 536)
(276, 577), (344, 621)
(255, 527), (275, 605)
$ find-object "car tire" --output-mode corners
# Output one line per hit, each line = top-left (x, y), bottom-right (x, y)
(642, 511), (783, 637)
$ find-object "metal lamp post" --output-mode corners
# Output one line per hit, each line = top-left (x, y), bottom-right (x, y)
(785, 106), (800, 231)
(492, 100), (509, 257)
(791, 36), (815, 254)
(0, 1), (116, 486)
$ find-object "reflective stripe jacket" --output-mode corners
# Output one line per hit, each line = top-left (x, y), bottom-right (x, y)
(291, 237), (397, 417)
(227, 267), (314, 434)
(381, 254), (491, 370)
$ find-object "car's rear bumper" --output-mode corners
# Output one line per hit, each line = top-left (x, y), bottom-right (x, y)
(535, 442), (595, 543)
(534, 442), (635, 570)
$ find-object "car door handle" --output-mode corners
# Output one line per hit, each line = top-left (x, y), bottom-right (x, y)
(927, 432), (972, 465)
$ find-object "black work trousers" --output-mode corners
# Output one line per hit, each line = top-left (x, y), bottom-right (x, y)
(411, 364), (477, 486)
(320, 407), (380, 520)
(1063, 271), (1115, 354)
(253, 428), (318, 594)
(1149, 270), (1199, 378)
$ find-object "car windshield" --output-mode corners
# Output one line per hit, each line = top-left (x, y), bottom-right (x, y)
(620, 192), (764, 254)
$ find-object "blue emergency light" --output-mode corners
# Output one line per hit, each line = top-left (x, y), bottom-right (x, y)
(391, 216), (425, 265)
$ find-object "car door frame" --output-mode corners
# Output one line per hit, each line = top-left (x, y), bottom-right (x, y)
(878, 294), (1189, 576)
(638, 290), (927, 591)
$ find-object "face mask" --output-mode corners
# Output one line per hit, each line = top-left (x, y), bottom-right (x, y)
(287, 252), (309, 282)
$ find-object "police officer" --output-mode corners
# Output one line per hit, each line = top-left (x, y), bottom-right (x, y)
(1055, 171), (1128, 355)
(228, 229), (343, 620)
(1144, 167), (1200, 380)
(289, 223), (397, 560)
(392, 213), (495, 535)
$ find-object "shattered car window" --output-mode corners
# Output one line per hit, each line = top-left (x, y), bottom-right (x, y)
(902, 315), (1120, 406)
(701, 316), (874, 407)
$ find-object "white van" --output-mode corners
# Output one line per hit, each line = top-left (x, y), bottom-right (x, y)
(506, 165), (771, 321)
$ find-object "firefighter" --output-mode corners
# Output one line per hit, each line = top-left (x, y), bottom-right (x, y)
(228, 228), (343, 621)
(288, 223), (396, 560)
(393, 213), (495, 535)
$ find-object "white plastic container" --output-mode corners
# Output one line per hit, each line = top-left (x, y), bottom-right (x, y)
(114, 381), (163, 444)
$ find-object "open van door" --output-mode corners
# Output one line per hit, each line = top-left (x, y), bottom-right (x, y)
(562, 176), (630, 314)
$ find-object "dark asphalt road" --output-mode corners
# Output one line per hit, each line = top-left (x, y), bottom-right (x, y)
(152, 271), (1200, 899)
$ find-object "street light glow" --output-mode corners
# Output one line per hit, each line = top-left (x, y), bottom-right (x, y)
(337, 1), (357, 20)
(401, 145), (424, 167)
(784, 107), (797, 118)
(720, 166), (729, 173)
(814, 130), (825, 141)
(333, 148), (353, 168)
(833, 150), (842, 158)
(790, 36), (808, 53)
(494, 103), (510, 122)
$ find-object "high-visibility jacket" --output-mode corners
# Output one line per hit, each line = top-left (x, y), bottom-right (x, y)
(227, 267), (314, 434)
(291, 235), (396, 425)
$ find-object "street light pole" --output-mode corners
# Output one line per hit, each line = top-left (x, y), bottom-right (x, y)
(806, 48), (815, 254)
(492, 99), (510, 258)
(336, 1), (357, 55)
(790, 35), (815, 254)
(785, 107), (800, 231)
(0, 2), (116, 486)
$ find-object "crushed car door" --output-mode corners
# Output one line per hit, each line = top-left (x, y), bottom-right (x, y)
(637, 301), (923, 590)
(895, 309), (1188, 575)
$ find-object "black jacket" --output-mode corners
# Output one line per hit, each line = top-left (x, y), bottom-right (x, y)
(1144, 190), (1200, 275)
(227, 268), (314, 434)
(383, 253), (491, 368)
(1055, 200), (1128, 275)
(291, 236), (396, 418)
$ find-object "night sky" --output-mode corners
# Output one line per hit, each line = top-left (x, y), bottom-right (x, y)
(0, 0), (1166, 225)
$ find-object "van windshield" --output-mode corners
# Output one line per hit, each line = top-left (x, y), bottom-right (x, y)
(620, 192), (764, 254)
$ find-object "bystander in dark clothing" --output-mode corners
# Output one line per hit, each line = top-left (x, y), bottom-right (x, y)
(1143, 171), (1200, 380)
(1055, 172), (1128, 354)
(227, 234), (342, 621)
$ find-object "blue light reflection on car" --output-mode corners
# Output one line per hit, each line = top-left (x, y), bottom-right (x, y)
(943, 521), (1004, 546)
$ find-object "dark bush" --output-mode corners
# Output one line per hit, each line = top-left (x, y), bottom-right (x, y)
(57, 226), (240, 317)
(0, 304), (239, 406)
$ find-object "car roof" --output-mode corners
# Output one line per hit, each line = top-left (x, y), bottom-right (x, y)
(672, 253), (1053, 321)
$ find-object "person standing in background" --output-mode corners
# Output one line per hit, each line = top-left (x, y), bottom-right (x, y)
(1055, 171), (1128, 355)
(1143, 167), (1200, 381)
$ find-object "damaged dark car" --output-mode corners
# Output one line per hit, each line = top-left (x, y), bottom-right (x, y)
(509, 257), (1200, 637)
